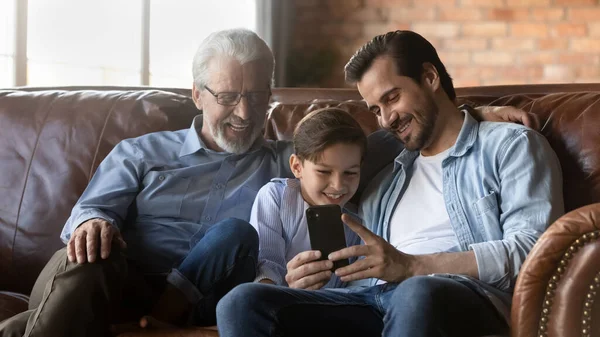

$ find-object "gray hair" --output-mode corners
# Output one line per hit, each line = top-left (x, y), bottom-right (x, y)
(192, 28), (275, 88)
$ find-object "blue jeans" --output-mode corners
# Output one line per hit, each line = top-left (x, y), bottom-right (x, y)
(217, 275), (509, 337)
(166, 218), (258, 326)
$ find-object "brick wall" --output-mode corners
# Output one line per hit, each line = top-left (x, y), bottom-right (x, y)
(290, 0), (600, 88)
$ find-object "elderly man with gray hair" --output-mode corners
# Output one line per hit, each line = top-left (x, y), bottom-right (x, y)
(0, 28), (292, 337)
(0, 28), (537, 337)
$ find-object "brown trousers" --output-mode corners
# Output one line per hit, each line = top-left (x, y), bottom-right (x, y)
(0, 246), (155, 337)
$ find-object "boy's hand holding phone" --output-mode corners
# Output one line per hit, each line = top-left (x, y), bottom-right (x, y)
(285, 250), (333, 290)
(288, 205), (412, 289)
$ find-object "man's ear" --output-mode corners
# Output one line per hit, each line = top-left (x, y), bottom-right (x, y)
(192, 83), (203, 110)
(289, 154), (303, 179)
(421, 63), (440, 93)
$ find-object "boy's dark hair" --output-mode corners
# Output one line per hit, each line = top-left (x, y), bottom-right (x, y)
(293, 107), (367, 163)
(344, 30), (456, 101)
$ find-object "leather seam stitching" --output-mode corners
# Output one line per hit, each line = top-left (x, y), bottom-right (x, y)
(12, 93), (57, 276)
(88, 93), (124, 180)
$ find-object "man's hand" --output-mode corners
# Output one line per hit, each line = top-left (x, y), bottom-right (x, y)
(67, 218), (126, 264)
(476, 105), (540, 131)
(285, 250), (333, 290)
(329, 214), (415, 283)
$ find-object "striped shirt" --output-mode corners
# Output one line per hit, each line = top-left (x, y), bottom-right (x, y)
(249, 178), (361, 288)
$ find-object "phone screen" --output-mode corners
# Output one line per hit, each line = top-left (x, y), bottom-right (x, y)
(305, 204), (350, 270)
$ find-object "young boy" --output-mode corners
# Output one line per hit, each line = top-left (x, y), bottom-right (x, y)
(250, 107), (367, 289)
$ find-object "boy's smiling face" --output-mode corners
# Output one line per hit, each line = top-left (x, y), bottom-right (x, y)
(290, 142), (362, 207)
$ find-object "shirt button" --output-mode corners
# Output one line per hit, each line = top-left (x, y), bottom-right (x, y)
(158, 175), (165, 181)
(205, 216), (212, 221)
(215, 183), (223, 189)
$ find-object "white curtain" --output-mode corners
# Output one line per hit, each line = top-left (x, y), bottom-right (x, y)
(255, 0), (293, 87)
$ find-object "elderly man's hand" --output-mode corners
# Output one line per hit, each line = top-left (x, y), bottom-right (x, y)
(67, 218), (126, 264)
(475, 105), (541, 131)
(285, 250), (333, 290)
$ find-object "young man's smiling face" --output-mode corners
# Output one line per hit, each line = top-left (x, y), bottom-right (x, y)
(357, 55), (440, 153)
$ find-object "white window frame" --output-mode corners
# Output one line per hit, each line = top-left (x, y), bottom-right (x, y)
(14, 0), (27, 86)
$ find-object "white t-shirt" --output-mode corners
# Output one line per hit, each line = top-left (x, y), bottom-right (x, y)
(388, 147), (458, 255)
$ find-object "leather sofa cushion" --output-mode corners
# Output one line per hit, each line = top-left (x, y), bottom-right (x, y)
(0, 292), (28, 322)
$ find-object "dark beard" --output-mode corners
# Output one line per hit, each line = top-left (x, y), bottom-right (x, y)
(400, 94), (439, 151)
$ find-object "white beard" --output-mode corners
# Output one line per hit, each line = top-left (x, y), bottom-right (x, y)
(209, 121), (263, 154)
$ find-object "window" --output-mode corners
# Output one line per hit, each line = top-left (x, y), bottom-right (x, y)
(0, 0), (15, 88)
(149, 0), (256, 87)
(0, 0), (257, 88)
(27, 0), (142, 86)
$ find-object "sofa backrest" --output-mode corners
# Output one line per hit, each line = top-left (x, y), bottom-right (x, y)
(0, 89), (198, 294)
(1, 84), (599, 295)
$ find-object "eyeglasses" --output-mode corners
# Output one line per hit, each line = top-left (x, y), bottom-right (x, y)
(204, 86), (271, 106)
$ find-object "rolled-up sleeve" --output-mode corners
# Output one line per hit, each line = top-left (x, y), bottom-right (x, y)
(469, 129), (564, 291)
(60, 139), (145, 244)
(250, 182), (288, 285)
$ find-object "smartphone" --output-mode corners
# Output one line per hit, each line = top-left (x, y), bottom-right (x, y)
(305, 204), (350, 271)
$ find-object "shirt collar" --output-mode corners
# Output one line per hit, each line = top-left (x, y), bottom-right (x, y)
(448, 109), (479, 158)
(393, 108), (478, 171)
(179, 114), (274, 157)
(393, 149), (419, 172)
(179, 115), (207, 157)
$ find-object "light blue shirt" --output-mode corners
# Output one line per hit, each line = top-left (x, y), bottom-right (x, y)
(250, 178), (361, 288)
(60, 115), (294, 274)
(358, 111), (564, 321)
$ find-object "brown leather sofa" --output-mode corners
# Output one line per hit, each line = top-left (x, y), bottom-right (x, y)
(1, 84), (599, 337)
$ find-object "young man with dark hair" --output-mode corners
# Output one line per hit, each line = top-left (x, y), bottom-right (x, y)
(216, 30), (564, 337)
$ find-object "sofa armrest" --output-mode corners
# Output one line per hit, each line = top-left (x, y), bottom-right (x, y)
(512, 203), (600, 337)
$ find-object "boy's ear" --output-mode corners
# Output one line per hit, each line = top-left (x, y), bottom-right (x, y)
(289, 154), (303, 179)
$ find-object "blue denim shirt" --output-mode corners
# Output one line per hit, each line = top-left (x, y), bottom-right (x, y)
(60, 115), (294, 274)
(358, 111), (564, 319)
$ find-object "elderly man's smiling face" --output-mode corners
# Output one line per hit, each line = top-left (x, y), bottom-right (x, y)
(192, 56), (271, 154)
